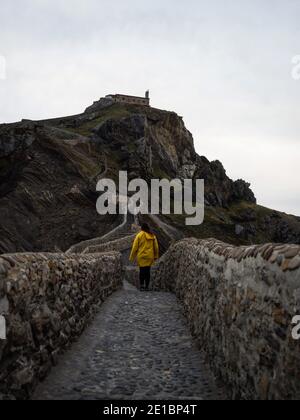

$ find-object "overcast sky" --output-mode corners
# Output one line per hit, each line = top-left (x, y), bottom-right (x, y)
(0, 0), (299, 215)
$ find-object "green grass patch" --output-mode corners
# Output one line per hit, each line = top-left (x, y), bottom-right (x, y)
(64, 105), (133, 137)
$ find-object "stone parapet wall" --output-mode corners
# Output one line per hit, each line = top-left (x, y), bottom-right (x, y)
(124, 266), (140, 289)
(152, 238), (300, 400)
(82, 235), (135, 254)
(0, 251), (122, 399)
(66, 235), (113, 255)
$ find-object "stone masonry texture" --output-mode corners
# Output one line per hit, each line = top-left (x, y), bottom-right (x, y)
(152, 238), (300, 400)
(33, 282), (225, 400)
(82, 235), (135, 255)
(0, 251), (122, 400)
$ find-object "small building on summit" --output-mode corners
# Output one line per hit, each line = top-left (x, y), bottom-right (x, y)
(106, 91), (150, 107)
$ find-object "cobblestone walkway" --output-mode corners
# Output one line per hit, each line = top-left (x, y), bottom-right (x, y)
(33, 282), (224, 400)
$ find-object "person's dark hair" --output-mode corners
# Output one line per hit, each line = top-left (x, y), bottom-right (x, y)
(141, 223), (151, 234)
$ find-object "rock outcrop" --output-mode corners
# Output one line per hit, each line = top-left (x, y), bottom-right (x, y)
(0, 98), (300, 253)
(0, 122), (123, 253)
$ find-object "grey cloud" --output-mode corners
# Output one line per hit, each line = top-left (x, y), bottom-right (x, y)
(0, 0), (299, 215)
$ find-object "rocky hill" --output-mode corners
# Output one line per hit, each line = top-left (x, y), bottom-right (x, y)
(0, 98), (300, 253)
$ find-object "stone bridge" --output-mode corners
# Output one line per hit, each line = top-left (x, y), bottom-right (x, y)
(0, 227), (300, 400)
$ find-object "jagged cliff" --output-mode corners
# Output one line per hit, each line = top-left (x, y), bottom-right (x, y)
(0, 98), (300, 253)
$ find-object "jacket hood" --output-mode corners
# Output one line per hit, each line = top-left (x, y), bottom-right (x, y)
(142, 231), (155, 241)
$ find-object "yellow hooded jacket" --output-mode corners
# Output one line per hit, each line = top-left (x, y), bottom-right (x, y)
(129, 231), (159, 267)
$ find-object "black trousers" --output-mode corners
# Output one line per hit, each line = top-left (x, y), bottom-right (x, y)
(140, 266), (151, 288)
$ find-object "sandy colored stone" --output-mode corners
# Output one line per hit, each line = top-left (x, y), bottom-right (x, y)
(273, 308), (288, 326)
(281, 259), (290, 272)
(284, 248), (299, 259)
(268, 252), (279, 264)
(259, 373), (270, 400)
(287, 256), (300, 271)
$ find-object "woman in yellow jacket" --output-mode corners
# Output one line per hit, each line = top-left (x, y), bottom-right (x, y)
(129, 223), (159, 291)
